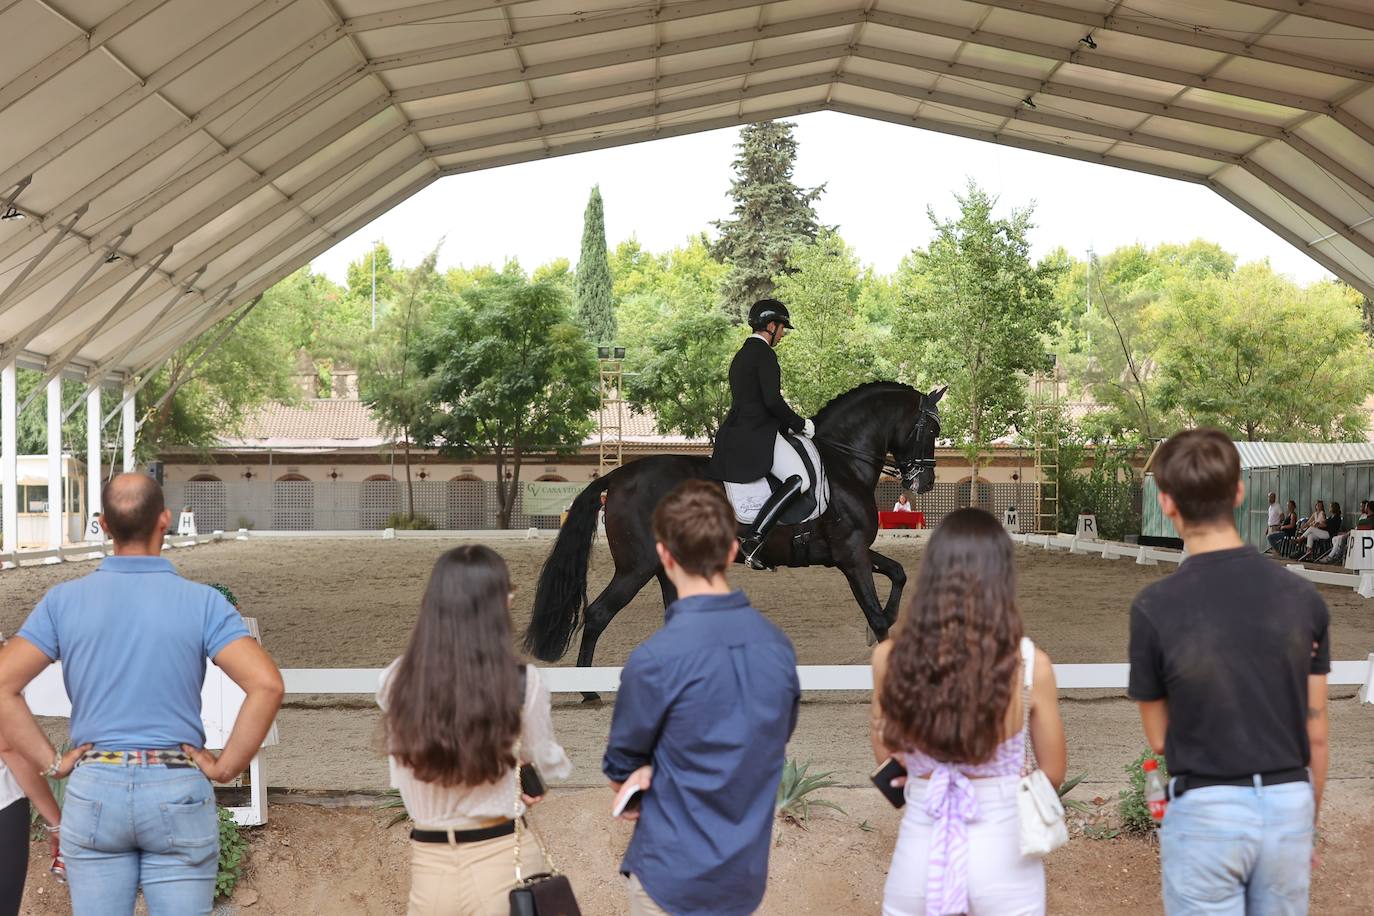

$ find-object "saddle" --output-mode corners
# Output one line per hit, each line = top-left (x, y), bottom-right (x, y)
(723, 434), (830, 526)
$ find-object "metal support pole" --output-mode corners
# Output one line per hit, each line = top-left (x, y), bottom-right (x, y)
(86, 387), (102, 526)
(2, 360), (17, 554)
(122, 384), (135, 471)
(47, 376), (62, 548)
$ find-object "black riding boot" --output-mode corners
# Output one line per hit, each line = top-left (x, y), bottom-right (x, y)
(740, 475), (803, 570)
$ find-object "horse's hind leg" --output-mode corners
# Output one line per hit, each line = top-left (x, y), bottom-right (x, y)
(655, 568), (678, 611)
(869, 549), (907, 631)
(575, 564), (658, 701)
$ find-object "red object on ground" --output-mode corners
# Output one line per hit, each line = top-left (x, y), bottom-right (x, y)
(878, 511), (925, 530)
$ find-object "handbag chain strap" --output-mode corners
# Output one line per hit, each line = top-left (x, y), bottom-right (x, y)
(1019, 637), (1039, 779)
(512, 738), (560, 884)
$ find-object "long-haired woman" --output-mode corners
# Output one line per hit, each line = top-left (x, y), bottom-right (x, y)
(872, 508), (1067, 916)
(377, 546), (572, 916)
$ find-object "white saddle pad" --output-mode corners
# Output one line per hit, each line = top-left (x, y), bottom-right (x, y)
(723, 436), (830, 525)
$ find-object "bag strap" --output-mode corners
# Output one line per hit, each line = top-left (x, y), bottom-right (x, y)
(1019, 637), (1039, 778)
(512, 710), (559, 883)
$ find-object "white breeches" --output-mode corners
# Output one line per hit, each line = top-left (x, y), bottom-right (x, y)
(771, 433), (810, 493)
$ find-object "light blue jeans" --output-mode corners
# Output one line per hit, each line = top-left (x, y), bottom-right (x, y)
(1160, 778), (1314, 916)
(60, 763), (219, 916)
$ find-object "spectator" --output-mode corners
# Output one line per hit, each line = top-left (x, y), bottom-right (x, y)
(377, 545), (571, 916)
(893, 492), (914, 512)
(1267, 499), (1298, 555)
(604, 480), (799, 916)
(0, 633), (63, 916)
(1299, 500), (1339, 562)
(1129, 429), (1328, 915)
(1265, 491), (1282, 537)
(873, 508), (1067, 916)
(1357, 499), (1374, 529)
(0, 473), (284, 916)
(1314, 502), (1348, 564)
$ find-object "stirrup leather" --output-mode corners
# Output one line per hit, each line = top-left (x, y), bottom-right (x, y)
(741, 475), (803, 569)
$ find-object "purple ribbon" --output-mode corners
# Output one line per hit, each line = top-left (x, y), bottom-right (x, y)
(923, 763), (981, 916)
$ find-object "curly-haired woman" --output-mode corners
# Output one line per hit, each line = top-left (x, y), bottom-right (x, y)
(871, 508), (1067, 916)
(377, 545), (572, 916)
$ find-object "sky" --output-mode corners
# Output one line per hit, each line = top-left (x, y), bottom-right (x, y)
(311, 110), (1336, 287)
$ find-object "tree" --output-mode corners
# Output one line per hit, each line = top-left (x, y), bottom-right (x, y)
(1151, 263), (1374, 441)
(574, 186), (616, 344)
(711, 120), (824, 321)
(624, 308), (736, 444)
(772, 232), (892, 416)
(897, 182), (1062, 504)
(358, 247), (445, 521)
(413, 273), (599, 528)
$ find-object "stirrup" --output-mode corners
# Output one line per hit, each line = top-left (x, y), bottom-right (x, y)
(741, 537), (768, 570)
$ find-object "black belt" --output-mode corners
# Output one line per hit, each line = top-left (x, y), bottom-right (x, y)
(1170, 768), (1309, 799)
(410, 820), (515, 844)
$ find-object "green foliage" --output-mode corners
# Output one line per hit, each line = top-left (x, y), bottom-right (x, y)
(386, 512), (435, 530)
(216, 805), (248, 899)
(712, 121), (825, 321)
(1119, 749), (1168, 836)
(208, 583), (239, 607)
(413, 272), (599, 528)
(375, 788), (410, 828)
(774, 232), (892, 416)
(574, 186), (616, 344)
(1044, 427), (1142, 539)
(1058, 772), (1091, 815)
(897, 181), (1062, 492)
(775, 758), (845, 832)
(624, 308), (736, 443)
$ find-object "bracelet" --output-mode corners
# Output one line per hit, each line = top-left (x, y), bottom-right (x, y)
(41, 750), (61, 779)
(42, 823), (59, 834)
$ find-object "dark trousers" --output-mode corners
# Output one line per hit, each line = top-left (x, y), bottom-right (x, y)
(0, 797), (30, 916)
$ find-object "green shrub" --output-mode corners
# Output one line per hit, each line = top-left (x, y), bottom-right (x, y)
(1119, 749), (1168, 835)
(1058, 772), (1091, 814)
(375, 788), (410, 828)
(775, 758), (844, 831)
(386, 512), (436, 530)
(208, 583), (238, 607)
(216, 806), (248, 899)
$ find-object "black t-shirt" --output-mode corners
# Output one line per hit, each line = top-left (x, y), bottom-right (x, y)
(1128, 546), (1331, 779)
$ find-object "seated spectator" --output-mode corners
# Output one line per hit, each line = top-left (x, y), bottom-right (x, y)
(893, 493), (915, 512)
(377, 545), (571, 916)
(0, 473), (283, 916)
(1357, 499), (1374, 530)
(1316, 502), (1352, 564)
(604, 480), (799, 916)
(1296, 499), (1329, 560)
(873, 508), (1067, 916)
(1267, 500), (1299, 554)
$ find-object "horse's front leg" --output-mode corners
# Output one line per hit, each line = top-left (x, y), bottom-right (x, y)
(869, 549), (907, 631)
(835, 545), (891, 643)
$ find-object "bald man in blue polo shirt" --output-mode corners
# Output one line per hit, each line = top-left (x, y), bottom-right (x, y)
(0, 473), (284, 916)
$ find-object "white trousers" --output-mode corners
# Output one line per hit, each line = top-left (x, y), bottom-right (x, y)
(1303, 527), (1331, 547)
(882, 775), (1045, 916)
(771, 433), (810, 493)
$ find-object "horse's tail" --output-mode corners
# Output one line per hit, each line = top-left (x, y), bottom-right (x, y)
(523, 474), (611, 661)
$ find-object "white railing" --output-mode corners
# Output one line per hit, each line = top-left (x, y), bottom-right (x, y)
(0, 531), (228, 569)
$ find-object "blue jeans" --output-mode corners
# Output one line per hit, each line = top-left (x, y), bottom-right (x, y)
(61, 764), (219, 916)
(1160, 779), (1314, 916)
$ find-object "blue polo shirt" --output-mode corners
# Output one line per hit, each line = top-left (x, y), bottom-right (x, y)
(18, 556), (249, 749)
(603, 590), (800, 916)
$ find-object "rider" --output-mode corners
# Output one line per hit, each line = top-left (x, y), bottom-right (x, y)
(708, 298), (814, 569)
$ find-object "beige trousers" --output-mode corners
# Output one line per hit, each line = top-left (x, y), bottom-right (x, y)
(407, 830), (546, 916)
(626, 873), (673, 916)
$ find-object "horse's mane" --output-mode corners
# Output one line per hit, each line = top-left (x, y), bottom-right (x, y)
(812, 380), (920, 427)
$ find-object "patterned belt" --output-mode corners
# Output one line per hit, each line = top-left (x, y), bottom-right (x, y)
(79, 749), (198, 769)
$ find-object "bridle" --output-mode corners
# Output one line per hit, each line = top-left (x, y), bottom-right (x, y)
(815, 397), (940, 483)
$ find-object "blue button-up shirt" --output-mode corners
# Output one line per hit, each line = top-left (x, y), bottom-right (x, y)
(603, 590), (800, 916)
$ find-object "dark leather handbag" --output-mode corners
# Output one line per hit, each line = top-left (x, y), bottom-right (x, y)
(508, 738), (581, 916)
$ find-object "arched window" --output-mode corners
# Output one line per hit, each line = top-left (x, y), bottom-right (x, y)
(272, 474), (314, 530)
(535, 474), (567, 482)
(360, 475), (400, 529)
(957, 476), (993, 511)
(447, 475), (486, 529)
(183, 475), (226, 532)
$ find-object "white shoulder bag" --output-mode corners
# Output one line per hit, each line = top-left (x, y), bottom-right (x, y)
(1017, 637), (1069, 857)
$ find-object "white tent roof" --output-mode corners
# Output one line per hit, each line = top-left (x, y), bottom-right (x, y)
(3, 0), (1374, 390)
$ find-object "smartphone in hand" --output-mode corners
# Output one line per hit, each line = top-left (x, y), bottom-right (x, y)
(611, 781), (644, 818)
(519, 764), (547, 798)
(871, 756), (908, 809)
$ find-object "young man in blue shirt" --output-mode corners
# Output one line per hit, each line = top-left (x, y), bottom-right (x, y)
(0, 473), (283, 916)
(604, 480), (800, 916)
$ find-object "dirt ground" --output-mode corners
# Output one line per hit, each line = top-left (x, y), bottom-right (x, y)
(5, 537), (1374, 913)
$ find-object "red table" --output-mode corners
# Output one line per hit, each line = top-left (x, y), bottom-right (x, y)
(879, 510), (925, 530)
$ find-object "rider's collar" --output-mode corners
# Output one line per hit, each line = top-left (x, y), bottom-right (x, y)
(750, 332), (772, 345)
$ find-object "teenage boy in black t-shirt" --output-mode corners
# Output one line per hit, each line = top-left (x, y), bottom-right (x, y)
(1129, 428), (1330, 916)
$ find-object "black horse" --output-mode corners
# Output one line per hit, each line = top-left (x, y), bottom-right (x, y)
(524, 382), (945, 669)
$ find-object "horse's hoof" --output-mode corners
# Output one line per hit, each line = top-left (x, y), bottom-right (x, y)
(580, 691), (603, 705)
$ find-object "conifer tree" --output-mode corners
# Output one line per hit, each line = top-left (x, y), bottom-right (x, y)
(711, 121), (825, 321)
(574, 185), (616, 344)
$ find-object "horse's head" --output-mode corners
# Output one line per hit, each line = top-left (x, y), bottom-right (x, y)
(894, 386), (945, 494)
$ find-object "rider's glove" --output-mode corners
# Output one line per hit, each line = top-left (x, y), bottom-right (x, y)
(802, 419), (815, 438)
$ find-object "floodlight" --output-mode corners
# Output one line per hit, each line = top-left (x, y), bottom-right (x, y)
(613, 346), (625, 359)
(597, 345), (611, 359)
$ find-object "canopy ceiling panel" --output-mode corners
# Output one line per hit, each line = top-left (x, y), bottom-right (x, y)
(2, 0), (1373, 383)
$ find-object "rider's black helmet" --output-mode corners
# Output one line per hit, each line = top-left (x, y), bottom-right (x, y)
(747, 298), (794, 331)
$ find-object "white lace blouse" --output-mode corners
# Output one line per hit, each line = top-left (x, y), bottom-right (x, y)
(376, 659), (573, 829)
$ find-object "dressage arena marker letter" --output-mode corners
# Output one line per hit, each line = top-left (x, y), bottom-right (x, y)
(1076, 513), (1098, 540)
(177, 509), (197, 537)
(1349, 533), (1374, 598)
(1003, 506), (1019, 532)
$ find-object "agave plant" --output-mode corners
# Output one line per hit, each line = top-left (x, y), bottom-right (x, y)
(775, 758), (845, 830)
(1057, 772), (1092, 815)
(375, 788), (410, 828)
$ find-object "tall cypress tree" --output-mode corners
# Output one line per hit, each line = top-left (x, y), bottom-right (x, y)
(574, 185), (616, 344)
(711, 120), (825, 322)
